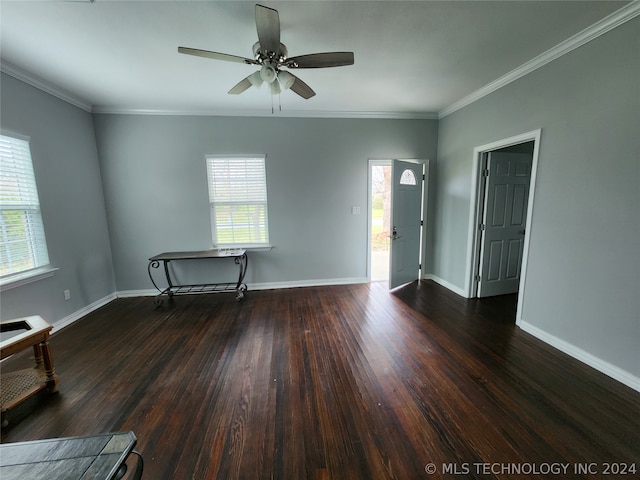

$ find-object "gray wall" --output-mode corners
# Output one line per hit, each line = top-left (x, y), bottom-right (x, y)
(92, 114), (437, 291)
(434, 18), (639, 378)
(0, 73), (115, 323)
(2, 15), (636, 386)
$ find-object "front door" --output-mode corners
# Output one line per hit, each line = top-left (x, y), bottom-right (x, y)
(389, 160), (423, 289)
(478, 152), (531, 297)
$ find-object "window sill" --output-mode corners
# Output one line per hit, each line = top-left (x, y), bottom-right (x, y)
(216, 246), (273, 252)
(0, 266), (59, 292)
(244, 245), (273, 252)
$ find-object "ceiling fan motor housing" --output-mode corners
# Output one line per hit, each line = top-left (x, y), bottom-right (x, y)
(253, 41), (288, 62)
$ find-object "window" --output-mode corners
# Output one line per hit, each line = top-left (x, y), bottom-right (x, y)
(400, 169), (417, 185)
(206, 155), (269, 247)
(0, 133), (50, 279)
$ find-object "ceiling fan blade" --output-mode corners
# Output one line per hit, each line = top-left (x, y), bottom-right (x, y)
(288, 74), (316, 99)
(228, 77), (253, 95)
(285, 52), (354, 69)
(178, 47), (258, 65)
(255, 5), (280, 57)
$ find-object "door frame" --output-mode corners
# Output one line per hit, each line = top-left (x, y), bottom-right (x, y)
(367, 158), (429, 284)
(464, 130), (541, 320)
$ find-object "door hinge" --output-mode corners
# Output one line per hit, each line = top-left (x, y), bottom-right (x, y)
(420, 220), (424, 226)
(475, 274), (481, 282)
(479, 223), (485, 231)
(422, 174), (426, 180)
(482, 169), (489, 178)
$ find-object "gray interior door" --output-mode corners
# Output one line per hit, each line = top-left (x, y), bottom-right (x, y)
(478, 152), (532, 297)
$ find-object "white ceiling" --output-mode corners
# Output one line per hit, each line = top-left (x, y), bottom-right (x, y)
(0, 1), (632, 118)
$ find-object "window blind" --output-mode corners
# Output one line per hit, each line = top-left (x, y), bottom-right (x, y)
(206, 156), (269, 246)
(0, 134), (50, 277)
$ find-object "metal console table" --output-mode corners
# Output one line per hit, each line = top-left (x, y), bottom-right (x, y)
(148, 249), (248, 304)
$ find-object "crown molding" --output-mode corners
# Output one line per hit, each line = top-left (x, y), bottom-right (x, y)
(438, 1), (640, 119)
(2, 61), (435, 119)
(3, 1), (637, 121)
(0, 61), (92, 112)
(0, 60), (438, 120)
(90, 106), (439, 120)
(0, 62), (435, 119)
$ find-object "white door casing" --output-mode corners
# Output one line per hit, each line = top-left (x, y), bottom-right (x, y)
(389, 160), (424, 290)
(477, 152), (532, 297)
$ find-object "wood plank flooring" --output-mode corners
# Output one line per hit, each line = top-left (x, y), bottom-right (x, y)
(2, 280), (639, 479)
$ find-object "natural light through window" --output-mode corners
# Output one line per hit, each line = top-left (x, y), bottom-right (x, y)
(400, 169), (417, 185)
(206, 155), (269, 247)
(0, 133), (51, 280)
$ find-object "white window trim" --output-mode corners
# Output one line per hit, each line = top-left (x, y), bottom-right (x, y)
(206, 154), (271, 249)
(1, 130), (53, 283)
(0, 265), (58, 292)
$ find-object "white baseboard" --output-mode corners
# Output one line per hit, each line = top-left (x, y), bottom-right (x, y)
(421, 276), (639, 393)
(248, 277), (368, 291)
(519, 321), (640, 393)
(51, 293), (117, 334)
(117, 289), (157, 298)
(422, 274), (467, 297)
(116, 277), (369, 299)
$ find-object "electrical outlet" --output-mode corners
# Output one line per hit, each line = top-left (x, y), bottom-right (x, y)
(64, 289), (71, 301)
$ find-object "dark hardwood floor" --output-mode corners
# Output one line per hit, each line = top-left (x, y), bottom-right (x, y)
(2, 280), (639, 479)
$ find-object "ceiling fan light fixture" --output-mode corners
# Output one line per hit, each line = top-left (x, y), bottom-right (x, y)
(260, 63), (277, 83)
(278, 70), (295, 90)
(270, 80), (281, 95)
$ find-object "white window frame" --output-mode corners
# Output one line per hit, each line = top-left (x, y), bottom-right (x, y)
(0, 132), (55, 291)
(205, 154), (270, 249)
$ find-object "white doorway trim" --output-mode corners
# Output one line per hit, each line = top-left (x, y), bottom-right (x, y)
(464, 129), (542, 323)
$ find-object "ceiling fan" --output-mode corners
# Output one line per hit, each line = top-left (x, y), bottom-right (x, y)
(178, 4), (354, 99)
